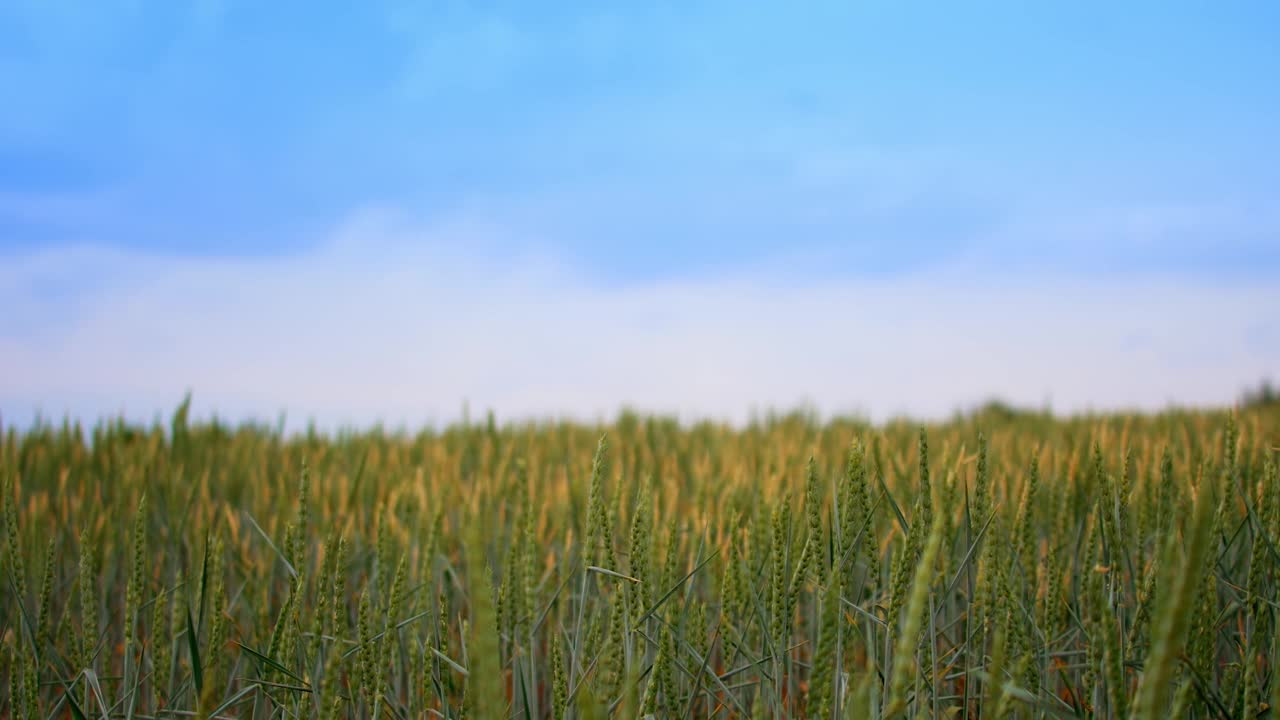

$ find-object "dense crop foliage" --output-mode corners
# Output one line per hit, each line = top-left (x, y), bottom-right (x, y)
(1, 403), (1278, 719)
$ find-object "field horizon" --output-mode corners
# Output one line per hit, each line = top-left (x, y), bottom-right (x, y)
(5, 380), (1278, 439)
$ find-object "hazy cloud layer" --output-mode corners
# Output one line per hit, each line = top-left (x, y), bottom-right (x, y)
(3, 209), (1274, 431)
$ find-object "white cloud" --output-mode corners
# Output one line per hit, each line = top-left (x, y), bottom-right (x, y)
(1, 207), (1275, 431)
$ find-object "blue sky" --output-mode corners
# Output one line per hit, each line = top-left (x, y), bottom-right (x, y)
(1, 1), (1278, 428)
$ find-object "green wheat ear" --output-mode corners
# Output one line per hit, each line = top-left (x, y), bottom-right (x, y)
(309, 531), (336, 664)
(380, 556), (408, 696)
(884, 511), (944, 718)
(35, 538), (55, 659)
(843, 440), (879, 588)
(124, 493), (148, 665)
(79, 528), (99, 676)
(4, 475), (27, 610)
(767, 496), (790, 652)
(1014, 455), (1039, 591)
(810, 569), (843, 720)
(1133, 467), (1218, 720)
(584, 434), (618, 570)
(629, 474), (654, 627)
(356, 586), (376, 702)
(151, 585), (171, 709)
(206, 534), (228, 692)
(551, 632), (568, 720)
(973, 433), (990, 532)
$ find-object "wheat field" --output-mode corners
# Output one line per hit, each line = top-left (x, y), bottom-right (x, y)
(2, 401), (1278, 719)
